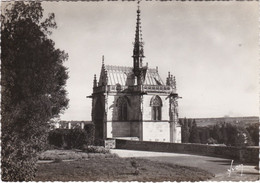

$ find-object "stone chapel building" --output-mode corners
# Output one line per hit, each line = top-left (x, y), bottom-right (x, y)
(89, 5), (181, 143)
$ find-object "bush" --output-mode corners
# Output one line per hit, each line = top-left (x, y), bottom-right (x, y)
(48, 128), (94, 149)
(65, 129), (88, 149)
(48, 129), (65, 148)
(1, 134), (40, 181)
(84, 123), (95, 145)
(82, 146), (110, 154)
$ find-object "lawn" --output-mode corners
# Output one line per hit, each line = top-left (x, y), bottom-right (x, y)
(35, 156), (214, 181)
(38, 149), (117, 160)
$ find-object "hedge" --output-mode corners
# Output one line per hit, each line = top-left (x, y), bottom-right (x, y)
(48, 124), (95, 149)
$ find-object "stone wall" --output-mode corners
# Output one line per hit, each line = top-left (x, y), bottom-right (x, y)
(107, 122), (131, 137)
(106, 121), (141, 139)
(116, 139), (259, 164)
(106, 121), (181, 143)
(130, 122), (141, 137)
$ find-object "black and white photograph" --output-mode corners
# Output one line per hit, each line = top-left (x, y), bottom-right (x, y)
(1, 0), (259, 181)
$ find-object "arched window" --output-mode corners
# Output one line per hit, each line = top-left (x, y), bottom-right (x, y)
(150, 95), (162, 121)
(117, 97), (128, 121)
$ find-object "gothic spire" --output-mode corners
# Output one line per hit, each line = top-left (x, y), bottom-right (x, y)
(173, 76), (177, 90)
(133, 0), (145, 77)
(102, 55), (104, 66)
(93, 74), (97, 88)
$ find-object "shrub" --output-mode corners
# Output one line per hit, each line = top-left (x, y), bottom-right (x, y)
(84, 123), (95, 145)
(65, 128), (88, 149)
(83, 146), (110, 154)
(48, 129), (65, 148)
(48, 128), (93, 149)
(1, 134), (40, 181)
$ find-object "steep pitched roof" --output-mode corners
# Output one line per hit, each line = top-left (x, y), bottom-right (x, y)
(102, 65), (165, 86)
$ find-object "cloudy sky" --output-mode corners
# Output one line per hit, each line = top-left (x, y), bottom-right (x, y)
(41, 1), (258, 120)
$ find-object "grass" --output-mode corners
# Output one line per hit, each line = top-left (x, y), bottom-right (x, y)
(35, 157), (214, 181)
(38, 149), (118, 160)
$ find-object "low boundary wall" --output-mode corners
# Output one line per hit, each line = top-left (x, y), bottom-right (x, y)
(115, 139), (259, 164)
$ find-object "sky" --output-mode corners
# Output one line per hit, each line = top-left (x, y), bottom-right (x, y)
(40, 1), (259, 120)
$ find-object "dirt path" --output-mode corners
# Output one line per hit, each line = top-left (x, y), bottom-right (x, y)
(111, 149), (259, 181)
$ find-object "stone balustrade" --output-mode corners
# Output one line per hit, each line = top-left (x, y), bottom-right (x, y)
(93, 85), (176, 94)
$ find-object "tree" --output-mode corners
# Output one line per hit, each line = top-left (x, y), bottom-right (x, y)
(1, 2), (69, 181)
(246, 123), (259, 146)
(178, 118), (183, 126)
(234, 125), (253, 147)
(181, 118), (190, 143)
(220, 123), (228, 144)
(212, 124), (221, 143)
(198, 127), (210, 144)
(188, 118), (193, 132)
(225, 123), (253, 147)
(189, 119), (200, 143)
(225, 123), (237, 146)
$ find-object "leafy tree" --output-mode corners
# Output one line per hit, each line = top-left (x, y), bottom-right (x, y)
(189, 119), (200, 143)
(188, 118), (193, 132)
(198, 127), (210, 144)
(225, 123), (237, 146)
(181, 118), (190, 143)
(225, 123), (253, 147)
(220, 123), (228, 144)
(84, 123), (95, 146)
(246, 123), (259, 146)
(178, 118), (183, 126)
(1, 2), (69, 181)
(212, 124), (221, 143)
(234, 125), (253, 147)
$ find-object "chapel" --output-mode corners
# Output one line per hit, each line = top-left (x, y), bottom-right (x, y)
(89, 3), (181, 143)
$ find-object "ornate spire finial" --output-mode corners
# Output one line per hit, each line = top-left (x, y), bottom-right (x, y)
(102, 55), (104, 65)
(166, 72), (171, 85)
(173, 76), (177, 90)
(93, 74), (97, 88)
(133, 0), (145, 80)
(137, 0), (141, 12)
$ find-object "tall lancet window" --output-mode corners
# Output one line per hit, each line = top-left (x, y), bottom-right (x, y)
(117, 97), (128, 121)
(150, 95), (162, 121)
